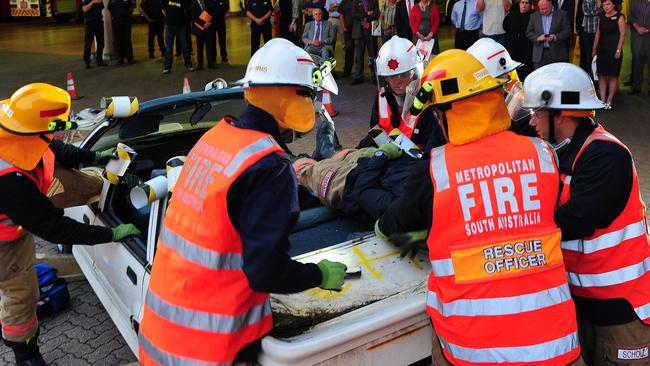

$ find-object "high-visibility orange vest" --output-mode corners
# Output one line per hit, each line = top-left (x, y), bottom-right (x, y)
(427, 131), (580, 365)
(559, 125), (650, 323)
(377, 88), (417, 139)
(0, 148), (54, 242)
(138, 121), (282, 365)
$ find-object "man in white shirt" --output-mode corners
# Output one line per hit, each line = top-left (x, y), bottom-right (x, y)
(477, 0), (511, 45)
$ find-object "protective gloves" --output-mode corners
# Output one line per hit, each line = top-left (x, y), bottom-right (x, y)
(316, 259), (348, 291)
(94, 148), (117, 163)
(390, 230), (429, 258)
(112, 224), (141, 241)
(377, 143), (403, 160)
(360, 147), (378, 159)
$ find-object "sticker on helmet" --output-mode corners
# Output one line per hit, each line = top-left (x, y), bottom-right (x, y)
(388, 59), (400, 70)
(473, 68), (489, 81)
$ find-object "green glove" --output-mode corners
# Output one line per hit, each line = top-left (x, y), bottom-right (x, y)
(360, 147), (378, 159)
(377, 143), (403, 160)
(374, 220), (389, 241)
(316, 259), (347, 291)
(112, 224), (141, 241)
(390, 230), (428, 258)
(94, 148), (117, 163)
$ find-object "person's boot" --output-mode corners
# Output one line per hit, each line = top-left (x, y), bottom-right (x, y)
(312, 117), (341, 161)
(3, 331), (48, 366)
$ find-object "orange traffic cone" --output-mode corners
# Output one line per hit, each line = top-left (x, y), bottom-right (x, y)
(66, 72), (83, 100)
(322, 89), (338, 117)
(182, 77), (191, 94)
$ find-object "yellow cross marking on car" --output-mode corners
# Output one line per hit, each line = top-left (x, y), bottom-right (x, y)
(305, 283), (352, 298)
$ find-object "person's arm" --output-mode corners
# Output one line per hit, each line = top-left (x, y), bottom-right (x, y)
(0, 174), (113, 244)
(592, 22), (600, 57)
(502, 0), (511, 12)
(430, 2), (439, 35)
(377, 159), (432, 235)
(83, 0), (100, 13)
(581, 0), (599, 17)
(354, 157), (403, 220)
(526, 14), (540, 42)
(325, 22), (335, 44)
(230, 155), (322, 294)
(451, 3), (460, 28)
(553, 10), (572, 41)
(410, 5), (419, 35)
(49, 140), (97, 168)
(302, 22), (312, 45)
(477, 0), (485, 12)
(140, 0), (153, 21)
(615, 15), (626, 60)
(555, 141), (633, 240)
(369, 0), (379, 20)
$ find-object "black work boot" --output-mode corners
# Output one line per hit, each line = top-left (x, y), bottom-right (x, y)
(312, 117), (341, 161)
(3, 331), (48, 366)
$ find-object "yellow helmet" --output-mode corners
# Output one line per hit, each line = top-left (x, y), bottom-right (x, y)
(0, 83), (71, 135)
(420, 49), (507, 106)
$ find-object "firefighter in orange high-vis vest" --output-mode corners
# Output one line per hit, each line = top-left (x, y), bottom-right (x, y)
(356, 36), (439, 151)
(0, 83), (140, 366)
(374, 50), (585, 365)
(521, 62), (650, 365)
(138, 38), (348, 366)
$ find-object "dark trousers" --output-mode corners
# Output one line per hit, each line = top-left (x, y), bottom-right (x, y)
(214, 18), (228, 60)
(147, 20), (165, 55)
(632, 32), (650, 91)
(278, 17), (297, 44)
(165, 24), (192, 70)
(343, 30), (354, 74)
(83, 20), (104, 63)
(194, 29), (216, 68)
(112, 17), (133, 63)
(534, 47), (552, 69)
(578, 31), (595, 78)
(250, 23), (272, 56)
(455, 29), (479, 50)
(353, 29), (376, 79)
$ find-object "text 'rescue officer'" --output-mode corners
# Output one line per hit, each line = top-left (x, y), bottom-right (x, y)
(523, 62), (650, 365)
(375, 50), (584, 365)
(138, 39), (347, 365)
(0, 83), (140, 366)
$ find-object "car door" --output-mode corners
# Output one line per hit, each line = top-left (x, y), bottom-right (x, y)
(91, 208), (148, 354)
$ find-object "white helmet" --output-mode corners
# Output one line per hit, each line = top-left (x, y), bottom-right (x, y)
(376, 36), (424, 77)
(521, 62), (606, 110)
(467, 38), (522, 78)
(236, 38), (318, 91)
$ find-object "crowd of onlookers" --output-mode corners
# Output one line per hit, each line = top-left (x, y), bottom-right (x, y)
(82, 0), (229, 73)
(81, 0), (650, 103)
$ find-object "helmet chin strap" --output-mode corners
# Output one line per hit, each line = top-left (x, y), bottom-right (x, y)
(548, 110), (571, 151)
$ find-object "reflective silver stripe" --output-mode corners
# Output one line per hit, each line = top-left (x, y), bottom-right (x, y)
(528, 137), (555, 173)
(430, 258), (455, 276)
(635, 301), (650, 320)
(426, 284), (571, 317)
(438, 331), (578, 363)
(146, 289), (272, 334)
(430, 145), (449, 192)
(563, 175), (572, 185)
(561, 220), (647, 254)
(223, 137), (278, 177)
(159, 227), (242, 270)
(138, 331), (228, 366)
(567, 257), (650, 287)
(0, 159), (11, 170)
(584, 133), (619, 147)
(0, 217), (15, 226)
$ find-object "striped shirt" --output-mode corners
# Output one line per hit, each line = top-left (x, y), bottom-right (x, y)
(581, 0), (600, 33)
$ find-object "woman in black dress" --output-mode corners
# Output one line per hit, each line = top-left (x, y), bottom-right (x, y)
(503, 0), (534, 80)
(592, 0), (626, 108)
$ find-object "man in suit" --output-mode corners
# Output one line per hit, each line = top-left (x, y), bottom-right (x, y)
(394, 0), (416, 40)
(553, 0), (575, 33)
(526, 0), (571, 68)
(303, 8), (336, 58)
